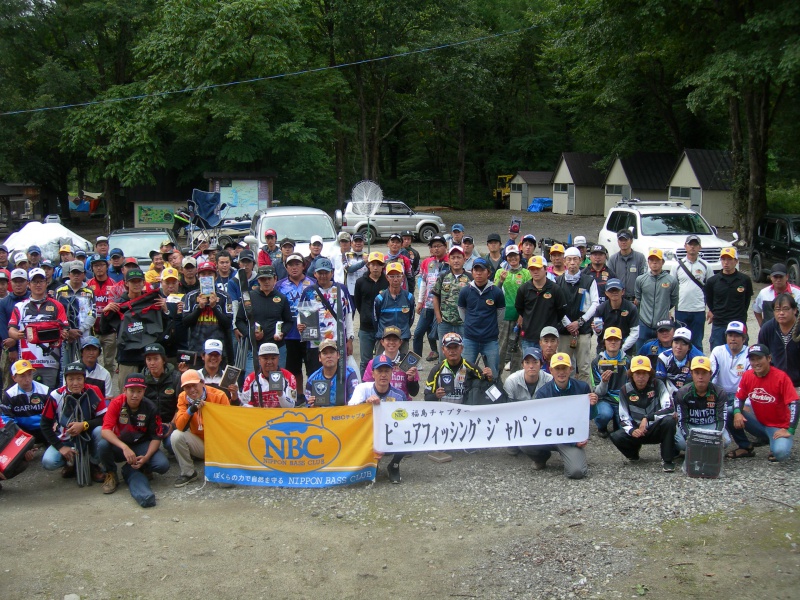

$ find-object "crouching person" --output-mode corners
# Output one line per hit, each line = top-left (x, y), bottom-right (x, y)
(673, 356), (729, 452)
(169, 369), (230, 487)
(97, 374), (170, 507)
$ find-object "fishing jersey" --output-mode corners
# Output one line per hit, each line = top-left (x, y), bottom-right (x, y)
(618, 379), (672, 435)
(494, 266), (530, 321)
(655, 346), (704, 398)
(84, 363), (113, 398)
(305, 366), (360, 406)
(0, 380), (50, 434)
(182, 287), (234, 357)
(424, 359), (483, 404)
(55, 283), (96, 334)
(735, 368), (799, 431)
(275, 276), (315, 340)
(300, 283), (354, 350)
(241, 369), (297, 408)
(86, 277), (115, 325)
(102, 394), (163, 445)
(373, 287), (415, 339)
(674, 382), (728, 438)
(8, 297), (69, 369)
(40, 384), (107, 445)
(363, 353), (419, 401)
(417, 257), (449, 310)
(348, 382), (406, 405)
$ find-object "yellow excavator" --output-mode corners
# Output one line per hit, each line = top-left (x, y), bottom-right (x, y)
(493, 174), (513, 209)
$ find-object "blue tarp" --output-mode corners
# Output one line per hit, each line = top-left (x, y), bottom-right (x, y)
(527, 197), (553, 212)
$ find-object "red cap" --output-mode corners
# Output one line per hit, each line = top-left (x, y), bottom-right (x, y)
(0, 268), (10, 281)
(197, 261), (216, 273)
(265, 229), (277, 238)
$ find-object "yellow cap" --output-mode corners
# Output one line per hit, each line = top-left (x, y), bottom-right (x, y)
(527, 256), (545, 269)
(161, 267), (180, 281)
(550, 352), (572, 368)
(603, 327), (623, 340)
(720, 247), (737, 260)
(690, 356), (712, 371)
(11, 359), (35, 376)
(386, 262), (403, 274)
(59, 245), (73, 254)
(368, 251), (385, 264)
(630, 356), (652, 372)
(550, 243), (565, 254)
(647, 248), (663, 260)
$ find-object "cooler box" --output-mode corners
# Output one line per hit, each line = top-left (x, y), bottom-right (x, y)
(683, 428), (724, 479)
(0, 422), (35, 478)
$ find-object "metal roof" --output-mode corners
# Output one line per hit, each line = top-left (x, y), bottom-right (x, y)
(555, 153), (605, 187)
(516, 171), (554, 185)
(617, 152), (676, 190)
(673, 149), (733, 191)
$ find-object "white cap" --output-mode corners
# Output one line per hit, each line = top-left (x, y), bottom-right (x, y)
(673, 327), (692, 342)
(204, 339), (224, 354)
(13, 252), (27, 264)
(564, 247), (581, 258)
(574, 236), (587, 247)
(310, 235), (323, 245)
(28, 268), (46, 280)
(505, 244), (520, 256)
(258, 342), (280, 355)
(10, 268), (28, 280)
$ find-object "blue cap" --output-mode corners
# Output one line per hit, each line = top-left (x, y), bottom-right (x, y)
(523, 347), (543, 362)
(471, 257), (489, 270)
(110, 248), (124, 258)
(80, 336), (101, 349)
(605, 278), (623, 291)
(75, 249), (86, 257)
(90, 254), (108, 265)
(451, 223), (464, 232)
(373, 354), (394, 369)
(314, 258), (333, 273)
(28, 245), (41, 254)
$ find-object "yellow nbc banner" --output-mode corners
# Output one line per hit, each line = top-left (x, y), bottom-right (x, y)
(203, 403), (377, 487)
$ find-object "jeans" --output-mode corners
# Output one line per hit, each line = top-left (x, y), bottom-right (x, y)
(519, 444), (588, 479)
(594, 401), (620, 433)
(727, 408), (794, 461)
(462, 337), (500, 380)
(97, 438), (170, 507)
(610, 417), (677, 462)
(520, 339), (541, 357)
(498, 320), (522, 374)
(676, 311), (705, 351)
(42, 426), (103, 469)
(358, 328), (377, 375)
(436, 321), (463, 355)
(636, 323), (657, 353)
(412, 308), (438, 356)
(708, 325), (727, 352)
(557, 333), (592, 383)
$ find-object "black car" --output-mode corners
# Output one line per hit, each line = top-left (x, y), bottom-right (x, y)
(750, 213), (800, 284)
(107, 228), (181, 270)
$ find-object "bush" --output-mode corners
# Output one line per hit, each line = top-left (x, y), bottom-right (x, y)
(767, 184), (800, 214)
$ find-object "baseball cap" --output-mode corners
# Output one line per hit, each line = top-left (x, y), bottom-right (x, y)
(96, 236), (109, 243)
(549, 243), (565, 254)
(280, 238), (296, 248)
(352, 233), (364, 242)
(180, 369), (203, 386)
(238, 250), (255, 262)
(550, 352), (572, 368)
(523, 347), (543, 362)
(747, 343), (770, 357)
(656, 319), (675, 331)
(573, 236), (587, 247)
(386, 262), (404, 274)
(110, 248), (124, 258)
(318, 339), (338, 353)
(59, 244), (73, 254)
(471, 257), (489, 270)
(685, 234), (702, 245)
(726, 321), (746, 335)
(540, 326), (560, 339)
(521, 234), (536, 245)
(28, 268), (46, 280)
(161, 267), (180, 281)
(382, 326), (402, 339)
(285, 253), (304, 264)
(11, 359), (35, 376)
(68, 261), (84, 273)
(770, 263), (787, 276)
(123, 256), (139, 266)
(402, 230), (414, 238)
(448, 245), (464, 255)
(143, 343), (166, 356)
(237, 240), (249, 249)
(182, 256), (197, 269)
(428, 235), (447, 247)
(337, 231), (351, 242)
(265, 229), (277, 238)
(673, 327), (692, 343)
(373, 354), (394, 369)
(564, 247), (581, 258)
(388, 232), (402, 241)
(125, 269), (144, 281)
(13, 252), (28, 264)
(527, 256), (545, 269)
(11, 268), (28, 280)
(257, 265), (277, 279)
(0, 244), (7, 252)
(64, 362), (85, 376)
(630, 356), (652, 372)
(605, 278), (623, 291)
(75, 249), (87, 258)
(310, 235), (323, 245)
(451, 224), (464, 232)
(442, 332), (463, 347)
(604, 327), (623, 340)
(27, 245), (41, 254)
(258, 342), (280, 356)
(720, 247), (737, 259)
(197, 261), (216, 273)
(91, 254), (108, 265)
(648, 248), (664, 260)
(690, 356), (712, 371)
(41, 259), (54, 269)
(0, 269), (9, 281)
(590, 244), (607, 255)
(80, 336), (102, 349)
(204, 339), (224, 354)
(487, 233), (502, 243)
(505, 244), (520, 256)
(314, 258), (333, 273)
(367, 251), (385, 264)
(617, 230), (633, 240)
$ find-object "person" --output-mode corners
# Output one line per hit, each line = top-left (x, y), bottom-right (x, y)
(182, 261), (234, 359)
(582, 244), (616, 302)
(639, 319), (676, 369)
(592, 278), (639, 354)
(607, 231), (647, 300)
(494, 245), (531, 374)
(727, 344), (797, 462)
(344, 233), (369, 294)
(1, 359), (51, 443)
(42, 260), (59, 297)
(179, 256), (200, 294)
(516, 256), (568, 359)
(159, 267), (187, 363)
(516, 234), (537, 269)
(458, 258), (505, 380)
(86, 254), (117, 374)
(655, 327), (703, 399)
(432, 246), (472, 351)
(39, 362), (107, 481)
(0, 244), (9, 270)
(362, 326), (420, 401)
(304, 235), (326, 278)
(330, 231), (354, 289)
(348, 354), (408, 483)
(170, 369), (231, 486)
(709, 321), (750, 398)
(705, 247), (752, 351)
(0, 269), (30, 391)
(88, 235), (110, 270)
(610, 355), (677, 472)
(483, 233), (504, 275)
(97, 373), (170, 506)
(461, 235), (478, 272)
(55, 261), (96, 364)
(504, 221), (520, 255)
(0, 268), (8, 300)
(12, 252), (30, 271)
(53, 245), (75, 281)
(8, 268), (70, 389)
(504, 347), (554, 454)
(673, 356), (729, 452)
(757, 293), (800, 388)
(214, 251), (237, 293)
(525, 352), (596, 478)
(80, 336), (113, 398)
(591, 327), (630, 438)
(305, 339), (360, 406)
(634, 248), (679, 352)
(423, 332), (490, 404)
(276, 252), (315, 401)
(415, 235), (449, 361)
(272, 238), (297, 281)
(141, 343), (181, 446)
(240, 343), (297, 408)
(372, 262), (415, 353)
(257, 228), (279, 266)
(573, 235), (590, 268)
(107, 248), (125, 282)
(400, 230), (421, 292)
(753, 263), (800, 326)
(186, 339), (227, 387)
(555, 247), (599, 383)
(668, 234), (714, 349)
(449, 223), (465, 248)
(353, 252), (388, 374)
(538, 327), (560, 372)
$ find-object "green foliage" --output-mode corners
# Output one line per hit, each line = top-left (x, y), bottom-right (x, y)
(767, 184), (800, 215)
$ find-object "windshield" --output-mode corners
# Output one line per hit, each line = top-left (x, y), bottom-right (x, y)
(793, 220), (800, 243)
(640, 213), (712, 236)
(259, 214), (336, 243)
(109, 232), (168, 258)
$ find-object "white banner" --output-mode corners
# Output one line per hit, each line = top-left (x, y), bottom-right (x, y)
(373, 395), (590, 452)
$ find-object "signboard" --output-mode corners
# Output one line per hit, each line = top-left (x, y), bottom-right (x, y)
(133, 201), (185, 227)
(215, 179), (268, 219)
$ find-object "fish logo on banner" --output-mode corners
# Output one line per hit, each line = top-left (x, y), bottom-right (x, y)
(248, 412), (341, 473)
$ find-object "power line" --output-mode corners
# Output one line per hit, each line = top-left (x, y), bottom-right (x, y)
(0, 26), (534, 117)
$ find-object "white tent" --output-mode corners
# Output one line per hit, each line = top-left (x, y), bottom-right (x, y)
(4, 222), (93, 261)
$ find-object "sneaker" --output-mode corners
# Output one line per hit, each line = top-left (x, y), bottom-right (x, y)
(531, 460), (547, 471)
(174, 472), (198, 487)
(662, 461), (676, 472)
(387, 462), (402, 484)
(597, 429), (610, 439)
(90, 464), (105, 483)
(426, 351), (439, 362)
(61, 463), (76, 478)
(102, 472), (118, 494)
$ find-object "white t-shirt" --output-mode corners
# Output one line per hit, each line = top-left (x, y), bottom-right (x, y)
(670, 257), (713, 313)
(710, 344), (749, 396)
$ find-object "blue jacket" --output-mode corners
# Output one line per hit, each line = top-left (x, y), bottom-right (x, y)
(457, 281), (505, 341)
(0, 291), (31, 339)
(372, 287), (415, 339)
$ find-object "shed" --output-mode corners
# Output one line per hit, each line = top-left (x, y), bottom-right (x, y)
(667, 149), (734, 227)
(509, 171), (553, 211)
(551, 153), (605, 215)
(603, 152), (675, 214)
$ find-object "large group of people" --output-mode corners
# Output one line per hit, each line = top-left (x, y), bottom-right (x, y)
(0, 224), (797, 503)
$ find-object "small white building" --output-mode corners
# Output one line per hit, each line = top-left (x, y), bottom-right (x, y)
(667, 149), (734, 227)
(509, 171), (553, 211)
(603, 152), (675, 214)
(551, 153), (605, 216)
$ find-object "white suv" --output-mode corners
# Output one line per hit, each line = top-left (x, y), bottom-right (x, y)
(598, 201), (731, 272)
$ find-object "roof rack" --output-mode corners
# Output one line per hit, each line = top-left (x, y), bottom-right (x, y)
(616, 198), (687, 208)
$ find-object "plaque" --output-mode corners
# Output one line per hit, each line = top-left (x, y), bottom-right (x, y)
(438, 371), (455, 395)
(268, 371), (285, 392)
(397, 351), (422, 372)
(219, 365), (241, 389)
(311, 379), (331, 407)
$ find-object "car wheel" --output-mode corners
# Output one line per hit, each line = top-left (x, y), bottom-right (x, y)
(418, 225), (436, 243)
(788, 262), (800, 286)
(218, 235), (234, 248)
(750, 252), (765, 283)
(357, 226), (377, 245)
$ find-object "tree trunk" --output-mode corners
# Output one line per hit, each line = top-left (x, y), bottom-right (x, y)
(457, 123), (467, 206)
(105, 177), (125, 230)
(743, 84), (770, 244)
(728, 96), (748, 235)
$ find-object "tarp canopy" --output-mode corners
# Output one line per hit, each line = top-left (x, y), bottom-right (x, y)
(4, 222), (93, 261)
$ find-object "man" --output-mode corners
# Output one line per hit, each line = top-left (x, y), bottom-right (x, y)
(42, 260), (59, 297)
(515, 256), (568, 357)
(330, 231), (354, 289)
(53, 245), (75, 281)
(257, 228), (280, 266)
(98, 373), (170, 506)
(461, 235), (478, 272)
(503, 348), (553, 412)
(591, 327), (630, 438)
(226, 249), (258, 305)
(674, 356), (729, 452)
(556, 247), (599, 383)
(669, 234), (713, 349)
(80, 336), (113, 398)
(142, 343), (181, 441)
(582, 245), (616, 303)
(55, 261), (96, 364)
(1, 359), (51, 443)
(26, 245), (43, 270)
(527, 352), (596, 478)
(493, 245), (530, 373)
(273, 238), (296, 281)
(458, 258), (505, 380)
(86, 254), (117, 374)
(190, 339), (227, 386)
(12, 252), (29, 271)
(0, 244), (9, 269)
(610, 355), (677, 472)
(353, 252), (388, 374)
(573, 236), (590, 268)
(709, 321), (749, 397)
(182, 261), (234, 359)
(415, 235), (449, 362)
(373, 262), (415, 354)
(159, 267), (187, 362)
(400, 231), (420, 292)
(0, 269), (30, 390)
(179, 256), (200, 294)
(345, 233), (369, 293)
(306, 339), (360, 406)
(0, 269), (7, 300)
(214, 252), (236, 293)
(8, 268), (69, 389)
(432, 246), (472, 349)
(90, 236), (110, 268)
(504, 221), (520, 254)
(240, 343), (297, 408)
(424, 332), (490, 404)
(656, 327), (703, 398)
(146, 251), (166, 284)
(727, 344), (797, 462)
(753, 263), (800, 326)
(170, 369), (231, 486)
(348, 354), (408, 483)
(304, 235), (326, 278)
(634, 248), (679, 351)
(538, 327), (560, 373)
(757, 293), (800, 389)
(705, 247), (752, 351)
(517, 234), (537, 269)
(40, 362), (106, 481)
(639, 319), (676, 369)
(276, 252), (315, 400)
(362, 326), (420, 401)
(592, 278), (639, 353)
(107, 248), (125, 283)
(384, 233), (413, 291)
(449, 223), (465, 248)
(607, 230), (646, 302)
(547, 243), (566, 278)
(484, 233), (504, 275)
